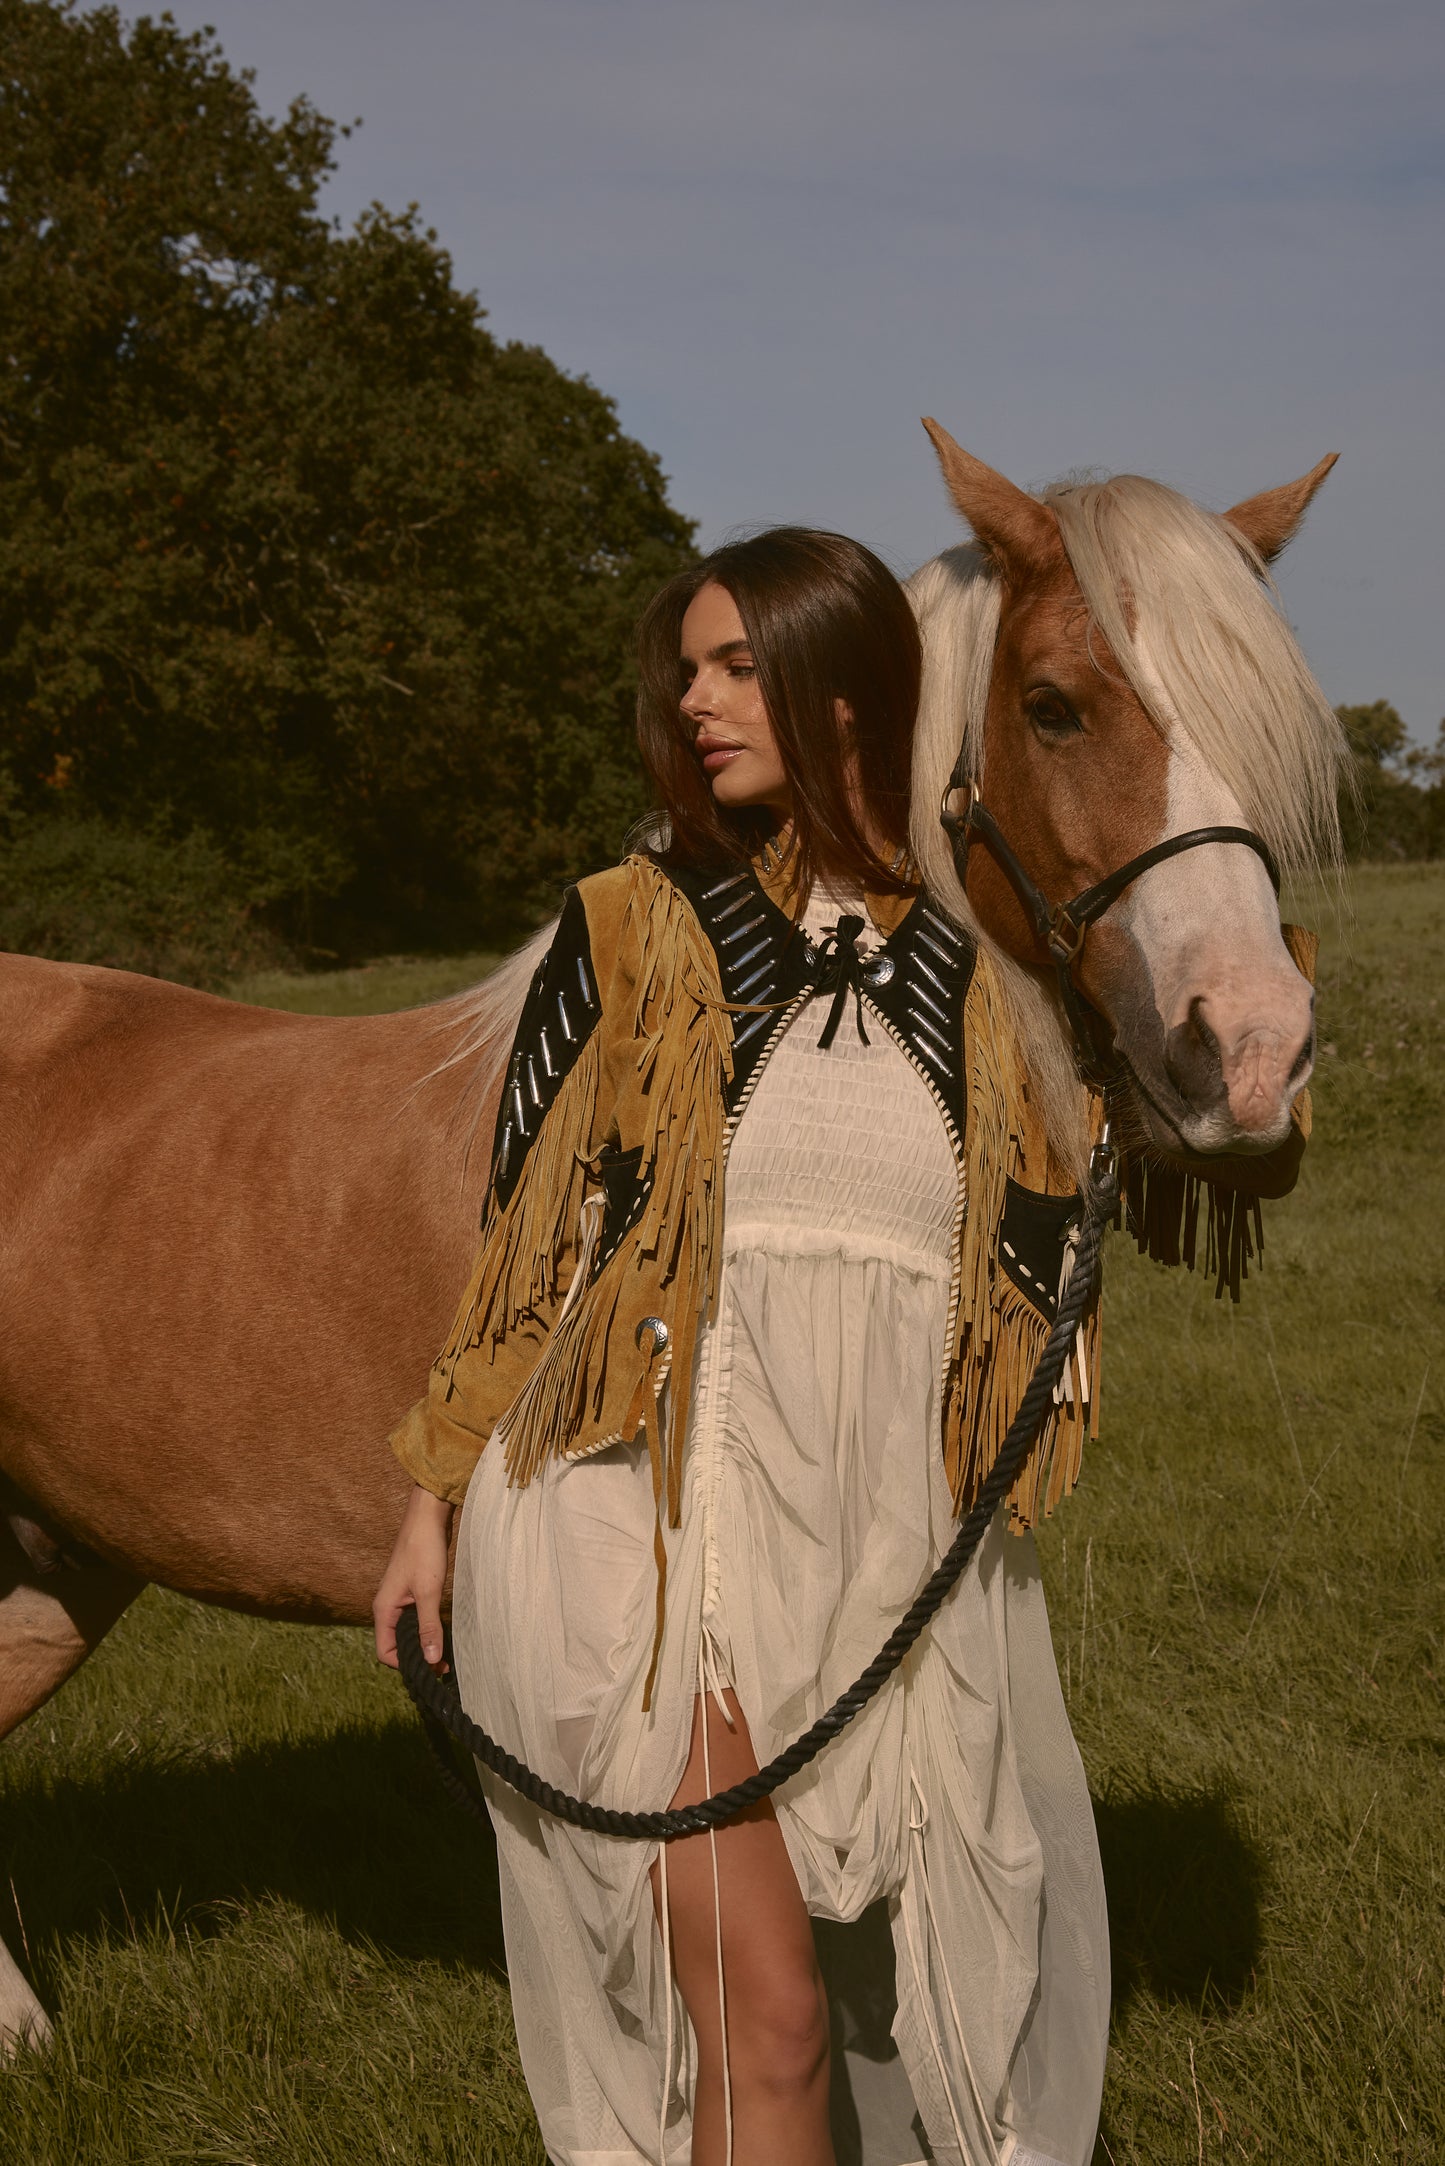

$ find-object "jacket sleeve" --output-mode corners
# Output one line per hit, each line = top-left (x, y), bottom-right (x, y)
(388, 886), (605, 1504)
(388, 1274), (564, 1505)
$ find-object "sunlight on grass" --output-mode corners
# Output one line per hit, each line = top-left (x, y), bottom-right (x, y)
(226, 952), (504, 1016)
(2, 865), (1441, 2163)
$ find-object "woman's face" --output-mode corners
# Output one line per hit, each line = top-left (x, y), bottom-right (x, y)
(679, 582), (791, 821)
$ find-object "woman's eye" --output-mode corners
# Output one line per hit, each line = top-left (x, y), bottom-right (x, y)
(728, 663), (755, 679)
(1028, 689), (1082, 734)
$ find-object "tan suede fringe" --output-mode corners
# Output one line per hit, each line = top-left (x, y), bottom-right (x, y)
(439, 1030), (601, 1395)
(445, 863), (731, 1706)
(488, 860), (733, 1503)
(944, 951), (1099, 1534)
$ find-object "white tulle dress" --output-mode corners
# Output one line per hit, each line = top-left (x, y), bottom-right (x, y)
(453, 892), (1109, 2166)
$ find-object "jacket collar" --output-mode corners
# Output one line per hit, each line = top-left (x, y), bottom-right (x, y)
(751, 833), (919, 941)
(674, 849), (976, 1136)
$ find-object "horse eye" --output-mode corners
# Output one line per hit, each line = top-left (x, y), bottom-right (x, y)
(1028, 688), (1082, 734)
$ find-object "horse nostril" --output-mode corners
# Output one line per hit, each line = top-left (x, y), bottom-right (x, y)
(1163, 998), (1225, 1104)
(1288, 1023), (1315, 1086)
(1187, 999), (1219, 1063)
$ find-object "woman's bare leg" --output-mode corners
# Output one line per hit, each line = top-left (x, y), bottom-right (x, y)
(651, 1688), (834, 2166)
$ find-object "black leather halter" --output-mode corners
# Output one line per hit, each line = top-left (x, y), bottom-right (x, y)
(939, 766), (1280, 1091)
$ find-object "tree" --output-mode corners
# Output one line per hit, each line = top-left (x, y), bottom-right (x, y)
(0, 0), (695, 973)
(1335, 702), (1441, 860)
(1402, 721), (1445, 858)
(1337, 701), (1408, 771)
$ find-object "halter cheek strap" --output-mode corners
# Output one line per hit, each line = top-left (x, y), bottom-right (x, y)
(939, 774), (1280, 1090)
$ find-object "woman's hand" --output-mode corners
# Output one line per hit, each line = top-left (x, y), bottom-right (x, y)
(373, 1484), (455, 1672)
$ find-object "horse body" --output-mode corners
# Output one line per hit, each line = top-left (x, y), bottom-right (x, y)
(0, 434), (1346, 2051)
(0, 955), (497, 1656)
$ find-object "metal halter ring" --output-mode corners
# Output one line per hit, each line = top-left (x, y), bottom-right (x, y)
(938, 778), (978, 836)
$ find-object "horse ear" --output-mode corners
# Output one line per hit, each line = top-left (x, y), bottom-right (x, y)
(1222, 453), (1338, 564)
(921, 419), (1061, 573)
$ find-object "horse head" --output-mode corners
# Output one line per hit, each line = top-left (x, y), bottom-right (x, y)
(907, 423), (1346, 1170)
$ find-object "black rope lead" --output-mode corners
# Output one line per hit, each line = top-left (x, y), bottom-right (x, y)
(397, 1146), (1119, 1842)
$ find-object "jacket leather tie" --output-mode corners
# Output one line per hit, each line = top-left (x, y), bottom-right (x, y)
(812, 913), (872, 1051)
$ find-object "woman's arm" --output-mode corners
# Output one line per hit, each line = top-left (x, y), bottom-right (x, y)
(372, 1482), (454, 1671)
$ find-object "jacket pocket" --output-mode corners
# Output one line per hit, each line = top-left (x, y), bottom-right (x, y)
(999, 1178), (1081, 1319)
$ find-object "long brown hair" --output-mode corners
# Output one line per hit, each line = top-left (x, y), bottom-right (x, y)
(635, 528), (922, 898)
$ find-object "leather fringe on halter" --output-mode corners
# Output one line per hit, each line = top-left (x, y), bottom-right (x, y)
(945, 951), (1101, 1534)
(1121, 1156), (1263, 1300)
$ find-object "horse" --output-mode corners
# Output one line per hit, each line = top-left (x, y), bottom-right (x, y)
(0, 428), (1344, 2051)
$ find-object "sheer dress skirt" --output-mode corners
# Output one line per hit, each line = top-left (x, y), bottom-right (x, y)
(454, 982), (1109, 2166)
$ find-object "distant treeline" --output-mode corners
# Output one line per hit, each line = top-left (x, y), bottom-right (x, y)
(1336, 704), (1445, 865)
(1, 5), (1436, 991)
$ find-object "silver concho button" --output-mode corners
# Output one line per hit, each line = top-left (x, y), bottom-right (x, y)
(636, 1315), (670, 1352)
(802, 937), (819, 968)
(864, 954), (896, 987)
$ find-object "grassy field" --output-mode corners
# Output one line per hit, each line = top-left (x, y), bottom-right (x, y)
(1, 865), (1441, 2164)
(226, 950), (505, 1017)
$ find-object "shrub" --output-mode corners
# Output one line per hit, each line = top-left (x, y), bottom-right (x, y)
(0, 812), (289, 986)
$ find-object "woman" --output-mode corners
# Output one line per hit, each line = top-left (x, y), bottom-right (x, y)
(374, 529), (1108, 2166)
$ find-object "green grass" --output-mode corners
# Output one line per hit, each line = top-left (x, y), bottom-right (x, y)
(2, 865), (1441, 2164)
(0, 1603), (536, 2164)
(226, 951), (504, 1016)
(1047, 861), (1444, 2163)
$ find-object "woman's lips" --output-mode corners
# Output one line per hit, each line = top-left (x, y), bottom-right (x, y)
(698, 740), (743, 774)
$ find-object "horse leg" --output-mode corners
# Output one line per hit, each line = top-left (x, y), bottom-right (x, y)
(0, 1506), (143, 2052)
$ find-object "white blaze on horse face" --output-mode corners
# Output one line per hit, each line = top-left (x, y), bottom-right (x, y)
(1113, 742), (1314, 1154)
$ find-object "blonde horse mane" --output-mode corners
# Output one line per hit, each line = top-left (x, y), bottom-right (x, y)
(415, 922), (555, 1167)
(907, 475), (1348, 1176)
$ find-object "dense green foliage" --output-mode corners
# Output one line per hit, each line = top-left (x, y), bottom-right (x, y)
(1338, 702), (1445, 860)
(0, 866), (1440, 2163)
(0, 0), (695, 977)
(0, 808), (284, 980)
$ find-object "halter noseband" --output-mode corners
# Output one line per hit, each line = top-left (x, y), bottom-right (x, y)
(939, 766), (1280, 1091)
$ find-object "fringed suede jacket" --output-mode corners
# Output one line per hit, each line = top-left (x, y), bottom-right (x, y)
(392, 848), (1311, 1552)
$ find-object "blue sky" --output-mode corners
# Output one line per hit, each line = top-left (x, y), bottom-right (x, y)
(160, 0), (1443, 740)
